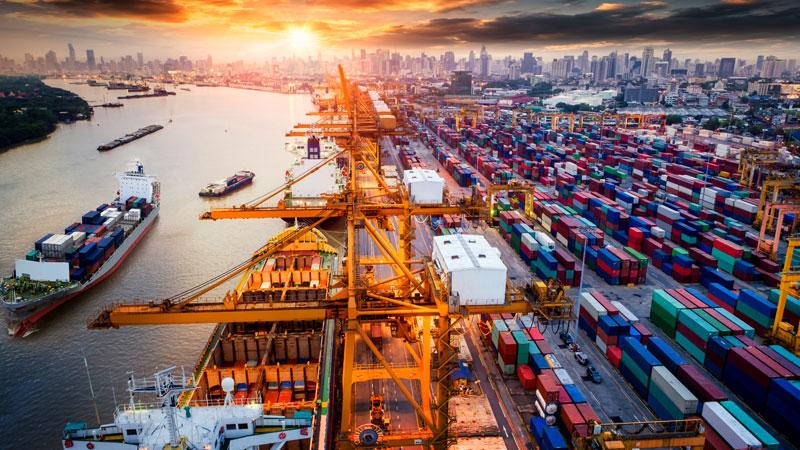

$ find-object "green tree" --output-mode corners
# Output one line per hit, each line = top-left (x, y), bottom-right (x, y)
(666, 115), (682, 125)
(703, 117), (720, 131)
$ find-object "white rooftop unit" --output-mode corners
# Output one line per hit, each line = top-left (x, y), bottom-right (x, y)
(403, 168), (444, 204)
(432, 234), (507, 305)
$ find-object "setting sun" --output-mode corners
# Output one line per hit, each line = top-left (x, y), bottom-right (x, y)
(288, 27), (316, 50)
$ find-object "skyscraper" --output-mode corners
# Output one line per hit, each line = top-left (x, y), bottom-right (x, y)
(86, 49), (96, 70)
(479, 45), (489, 78)
(756, 55), (765, 75)
(662, 48), (672, 71)
(718, 58), (736, 78)
(521, 52), (535, 74)
(443, 51), (455, 71)
(67, 43), (75, 67)
(137, 52), (144, 68)
(641, 47), (654, 77)
(468, 50), (475, 73)
(578, 50), (590, 72)
(45, 50), (58, 70)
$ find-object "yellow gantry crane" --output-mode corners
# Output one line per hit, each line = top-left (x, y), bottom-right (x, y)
(88, 66), (531, 450)
(87, 68), (705, 449)
(770, 237), (800, 355)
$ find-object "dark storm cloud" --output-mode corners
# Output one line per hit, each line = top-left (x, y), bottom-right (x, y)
(361, 0), (800, 47)
(14, 0), (189, 23)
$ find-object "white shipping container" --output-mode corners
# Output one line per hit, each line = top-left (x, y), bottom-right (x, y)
(70, 231), (86, 245)
(651, 366), (698, 414)
(554, 368), (573, 386)
(521, 233), (539, 252)
(595, 335), (608, 354)
(611, 301), (639, 323)
(701, 402), (761, 449)
(533, 232), (555, 252)
(580, 292), (607, 321)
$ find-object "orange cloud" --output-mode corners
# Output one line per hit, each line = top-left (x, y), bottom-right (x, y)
(595, 3), (626, 11)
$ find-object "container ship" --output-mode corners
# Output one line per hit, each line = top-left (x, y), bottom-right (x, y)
(1, 160), (160, 337)
(62, 226), (337, 450)
(199, 170), (255, 197)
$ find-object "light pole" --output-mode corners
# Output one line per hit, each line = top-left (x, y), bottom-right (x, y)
(577, 226), (594, 299)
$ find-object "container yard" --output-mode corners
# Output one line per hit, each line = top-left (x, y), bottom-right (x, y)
(59, 68), (800, 450)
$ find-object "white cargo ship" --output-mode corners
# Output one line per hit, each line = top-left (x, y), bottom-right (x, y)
(1, 160), (160, 337)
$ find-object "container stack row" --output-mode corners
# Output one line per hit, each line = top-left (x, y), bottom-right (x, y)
(577, 290), (782, 449)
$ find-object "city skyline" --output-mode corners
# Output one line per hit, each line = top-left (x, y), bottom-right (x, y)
(0, 0), (799, 62)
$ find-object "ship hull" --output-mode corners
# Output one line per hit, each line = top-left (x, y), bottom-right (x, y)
(198, 177), (254, 197)
(4, 206), (159, 337)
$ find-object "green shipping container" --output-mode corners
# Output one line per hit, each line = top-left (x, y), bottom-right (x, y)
(512, 330), (529, 365)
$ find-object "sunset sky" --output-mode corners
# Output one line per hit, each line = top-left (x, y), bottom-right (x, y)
(1, 0), (798, 61)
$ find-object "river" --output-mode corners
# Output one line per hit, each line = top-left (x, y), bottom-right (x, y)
(0, 79), (313, 447)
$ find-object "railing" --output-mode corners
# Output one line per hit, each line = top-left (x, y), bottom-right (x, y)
(179, 323), (226, 406)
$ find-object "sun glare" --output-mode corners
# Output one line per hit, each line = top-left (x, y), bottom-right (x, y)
(288, 27), (316, 50)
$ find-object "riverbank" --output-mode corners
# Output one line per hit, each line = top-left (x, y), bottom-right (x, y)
(0, 76), (92, 151)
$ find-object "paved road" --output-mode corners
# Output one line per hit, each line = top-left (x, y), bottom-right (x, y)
(462, 320), (523, 450)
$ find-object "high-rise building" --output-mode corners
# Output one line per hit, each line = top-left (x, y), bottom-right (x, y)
(45, 50), (58, 71)
(137, 52), (144, 68)
(762, 56), (786, 78)
(468, 50), (475, 73)
(521, 52), (535, 73)
(443, 51), (455, 71)
(67, 43), (75, 67)
(479, 45), (489, 78)
(718, 57), (736, 78)
(662, 48), (672, 71)
(641, 47), (654, 77)
(756, 55), (765, 75)
(578, 50), (590, 72)
(86, 49), (96, 70)
(509, 62), (521, 80)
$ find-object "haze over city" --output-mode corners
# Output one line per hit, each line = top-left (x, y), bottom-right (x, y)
(1, 0), (799, 61)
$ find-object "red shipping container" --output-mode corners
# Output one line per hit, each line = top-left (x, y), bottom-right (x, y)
(536, 370), (560, 403)
(527, 327), (544, 341)
(591, 291), (619, 315)
(558, 386), (571, 404)
(712, 238), (744, 258)
(727, 347), (780, 388)
(516, 364), (536, 390)
(560, 403), (585, 434)
(576, 402), (600, 424)
(703, 417), (734, 450)
(747, 347), (794, 379)
(675, 364), (727, 403)
(498, 331), (517, 365)
(632, 322), (652, 344)
(606, 346), (622, 368)
(536, 340), (554, 355)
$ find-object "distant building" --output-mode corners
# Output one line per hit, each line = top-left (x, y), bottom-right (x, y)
(624, 86), (659, 104)
(640, 47), (655, 77)
(521, 52), (535, 74)
(479, 46), (489, 78)
(86, 49), (96, 70)
(449, 71), (473, 95)
(718, 58), (736, 78)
